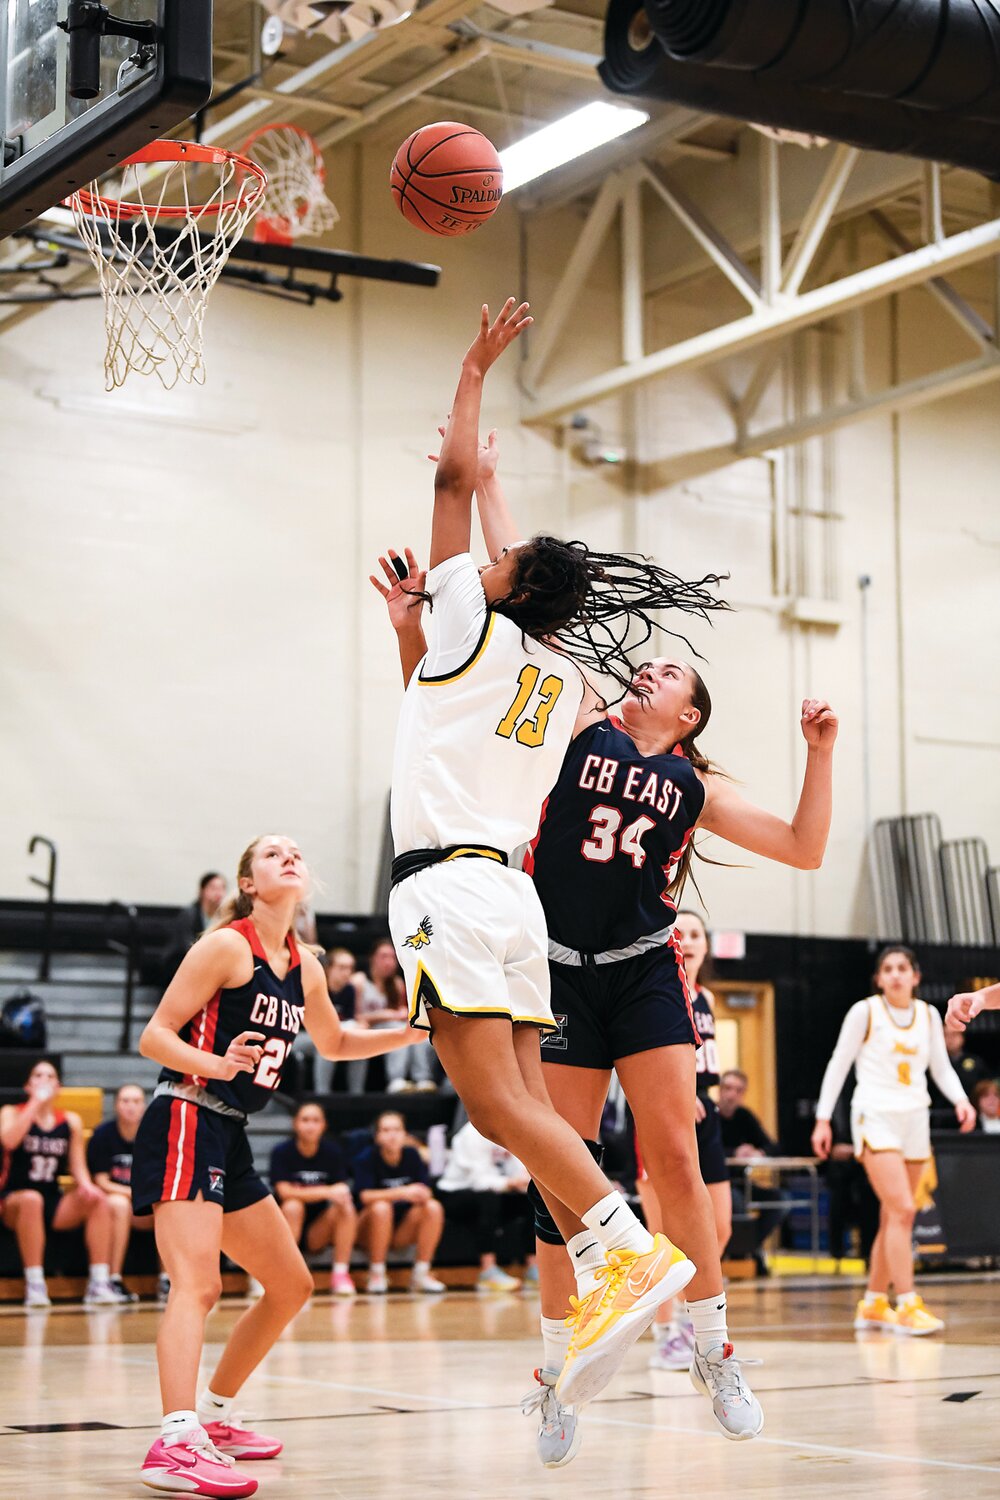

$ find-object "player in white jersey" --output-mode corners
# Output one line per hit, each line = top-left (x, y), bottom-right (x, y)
(372, 298), (731, 1406)
(812, 946), (975, 1335)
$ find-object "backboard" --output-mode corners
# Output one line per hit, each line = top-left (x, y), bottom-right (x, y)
(0, 0), (212, 239)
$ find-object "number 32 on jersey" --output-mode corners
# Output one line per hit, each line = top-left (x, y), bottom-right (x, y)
(496, 665), (564, 748)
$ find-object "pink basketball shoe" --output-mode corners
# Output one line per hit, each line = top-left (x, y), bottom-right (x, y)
(140, 1428), (258, 1496)
(202, 1419), (284, 1460)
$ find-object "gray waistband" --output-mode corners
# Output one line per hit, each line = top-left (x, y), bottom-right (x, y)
(154, 1079), (247, 1122)
(548, 922), (676, 968)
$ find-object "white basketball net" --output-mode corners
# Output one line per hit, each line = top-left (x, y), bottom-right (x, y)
(70, 152), (266, 390)
(247, 126), (339, 239)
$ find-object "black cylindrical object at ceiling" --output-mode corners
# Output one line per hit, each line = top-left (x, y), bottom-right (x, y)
(643, 0), (1000, 123)
(600, 0), (1000, 178)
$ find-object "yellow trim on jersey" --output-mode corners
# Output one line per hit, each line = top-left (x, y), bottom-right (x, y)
(418, 611), (496, 686)
(407, 959), (556, 1031)
(863, 997), (874, 1044)
(879, 995), (920, 1031)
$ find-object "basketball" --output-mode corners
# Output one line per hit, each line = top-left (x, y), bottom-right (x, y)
(390, 122), (503, 237)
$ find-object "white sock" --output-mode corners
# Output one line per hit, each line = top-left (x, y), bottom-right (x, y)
(89, 1263), (110, 1286)
(686, 1292), (729, 1355)
(540, 1314), (572, 1374)
(370, 1261), (386, 1274)
(161, 1410), (201, 1443)
(197, 1388), (234, 1424)
(333, 1262), (349, 1276)
(897, 1290), (917, 1308)
(581, 1192), (653, 1257)
(24, 1265), (46, 1287)
(413, 1260), (430, 1277)
(566, 1230), (606, 1299)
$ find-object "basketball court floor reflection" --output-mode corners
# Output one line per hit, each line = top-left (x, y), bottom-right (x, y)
(1, 1278), (999, 1499)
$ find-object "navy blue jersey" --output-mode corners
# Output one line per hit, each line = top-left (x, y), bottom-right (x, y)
(159, 917), (305, 1116)
(353, 1145), (427, 1197)
(0, 1109), (71, 1202)
(526, 716), (706, 951)
(269, 1137), (347, 1190)
(692, 985), (719, 1090)
(87, 1119), (136, 1187)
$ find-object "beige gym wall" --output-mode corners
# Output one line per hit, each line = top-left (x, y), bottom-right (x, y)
(1, 137), (998, 933)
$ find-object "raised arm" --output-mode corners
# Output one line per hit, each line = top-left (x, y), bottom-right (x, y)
(474, 429), (521, 559)
(430, 299), (531, 569)
(699, 698), (837, 869)
(370, 547), (427, 689)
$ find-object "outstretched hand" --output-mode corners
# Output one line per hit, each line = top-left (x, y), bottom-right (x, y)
(463, 298), (532, 376)
(946, 990), (985, 1031)
(428, 424), (500, 484)
(801, 698), (838, 751)
(369, 548), (426, 632)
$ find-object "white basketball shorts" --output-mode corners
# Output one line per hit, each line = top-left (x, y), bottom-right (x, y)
(851, 1105), (931, 1162)
(388, 858), (555, 1033)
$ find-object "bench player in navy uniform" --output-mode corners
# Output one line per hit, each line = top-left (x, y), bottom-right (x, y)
(87, 1082), (161, 1303)
(0, 1057), (118, 1307)
(132, 833), (423, 1500)
(637, 911), (732, 1370)
(270, 1101), (359, 1298)
(428, 427), (835, 1459)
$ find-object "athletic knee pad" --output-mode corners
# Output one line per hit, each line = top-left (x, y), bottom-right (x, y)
(529, 1138), (606, 1246)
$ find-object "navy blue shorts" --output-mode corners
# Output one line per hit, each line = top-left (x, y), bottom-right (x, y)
(131, 1095), (270, 1216)
(695, 1097), (729, 1185)
(541, 944), (699, 1070)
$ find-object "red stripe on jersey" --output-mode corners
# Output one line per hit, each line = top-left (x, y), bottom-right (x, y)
(188, 990), (221, 1088)
(660, 823), (696, 912)
(232, 915), (268, 963)
(668, 927), (698, 1033)
(285, 927), (301, 970)
(522, 795), (550, 878)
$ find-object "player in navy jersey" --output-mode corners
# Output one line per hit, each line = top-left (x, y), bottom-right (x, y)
(635, 912), (732, 1370)
(0, 1057), (118, 1308)
(270, 1102), (358, 1298)
(133, 833), (423, 1500)
(452, 428), (836, 1456)
(87, 1082), (158, 1302)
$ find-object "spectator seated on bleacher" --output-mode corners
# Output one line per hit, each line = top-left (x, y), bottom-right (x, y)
(717, 1068), (790, 1272)
(297, 949), (361, 1095)
(353, 1110), (445, 1294)
(161, 871), (227, 980)
(436, 1122), (536, 1293)
(0, 1058), (119, 1307)
(351, 939), (437, 1096)
(270, 1102), (359, 1297)
(87, 1082), (163, 1303)
(974, 1079), (1000, 1134)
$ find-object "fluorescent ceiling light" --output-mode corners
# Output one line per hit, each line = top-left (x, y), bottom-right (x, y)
(500, 101), (650, 193)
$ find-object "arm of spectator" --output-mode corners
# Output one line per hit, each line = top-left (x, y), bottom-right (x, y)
(273, 1179), (345, 1204)
(92, 1169), (132, 1198)
(815, 1000), (870, 1122)
(66, 1113), (103, 1202)
(0, 1089), (49, 1151)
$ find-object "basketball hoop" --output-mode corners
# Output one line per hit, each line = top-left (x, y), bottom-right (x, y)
(68, 140), (267, 390)
(241, 124), (339, 244)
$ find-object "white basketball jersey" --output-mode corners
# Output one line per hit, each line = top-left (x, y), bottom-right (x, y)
(390, 554), (583, 859)
(853, 995), (932, 1112)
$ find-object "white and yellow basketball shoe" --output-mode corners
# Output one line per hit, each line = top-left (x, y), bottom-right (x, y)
(853, 1293), (898, 1332)
(894, 1295), (945, 1336)
(555, 1234), (696, 1407)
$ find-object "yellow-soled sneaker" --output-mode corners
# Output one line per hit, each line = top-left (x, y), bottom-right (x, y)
(555, 1234), (696, 1407)
(894, 1296), (944, 1336)
(853, 1294), (898, 1332)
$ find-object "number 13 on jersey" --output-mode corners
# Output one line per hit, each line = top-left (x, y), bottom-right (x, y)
(496, 665), (564, 748)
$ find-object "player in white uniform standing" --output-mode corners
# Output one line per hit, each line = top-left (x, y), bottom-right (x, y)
(373, 298), (731, 1405)
(812, 946), (975, 1335)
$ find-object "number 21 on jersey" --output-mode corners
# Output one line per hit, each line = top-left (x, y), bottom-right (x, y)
(496, 665), (564, 748)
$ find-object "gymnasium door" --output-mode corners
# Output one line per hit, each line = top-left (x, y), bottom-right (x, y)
(713, 982), (777, 1136)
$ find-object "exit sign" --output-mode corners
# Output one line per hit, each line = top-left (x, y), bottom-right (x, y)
(711, 930), (746, 961)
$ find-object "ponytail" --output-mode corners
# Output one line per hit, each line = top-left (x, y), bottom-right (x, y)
(669, 668), (739, 903)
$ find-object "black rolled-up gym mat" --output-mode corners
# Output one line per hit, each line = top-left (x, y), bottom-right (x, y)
(600, 0), (1000, 177)
(643, 0), (1000, 124)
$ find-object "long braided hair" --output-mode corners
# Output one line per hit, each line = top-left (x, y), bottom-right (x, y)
(491, 536), (729, 700)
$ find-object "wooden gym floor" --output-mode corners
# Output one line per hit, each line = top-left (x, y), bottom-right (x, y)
(1, 1276), (999, 1499)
